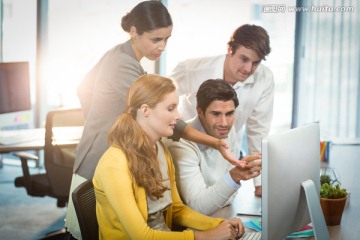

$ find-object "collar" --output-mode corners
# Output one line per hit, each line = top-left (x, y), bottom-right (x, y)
(123, 40), (146, 74)
(188, 117), (208, 151)
(232, 74), (255, 90)
(214, 54), (256, 88)
(123, 40), (135, 58)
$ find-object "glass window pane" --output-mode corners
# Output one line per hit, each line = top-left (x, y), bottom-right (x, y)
(45, 0), (149, 109)
(295, 0), (359, 139)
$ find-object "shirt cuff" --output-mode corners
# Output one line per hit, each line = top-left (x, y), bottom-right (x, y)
(253, 174), (262, 186)
(224, 172), (242, 190)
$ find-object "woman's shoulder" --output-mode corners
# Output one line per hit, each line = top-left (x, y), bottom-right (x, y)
(104, 45), (137, 64)
(93, 146), (132, 188)
(100, 43), (144, 75)
(98, 146), (128, 168)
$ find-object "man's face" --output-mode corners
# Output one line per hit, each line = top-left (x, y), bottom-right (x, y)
(197, 100), (235, 139)
(225, 45), (262, 84)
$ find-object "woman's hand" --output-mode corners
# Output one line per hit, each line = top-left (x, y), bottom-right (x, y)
(228, 217), (245, 239)
(217, 139), (247, 167)
(194, 218), (244, 240)
(182, 126), (246, 167)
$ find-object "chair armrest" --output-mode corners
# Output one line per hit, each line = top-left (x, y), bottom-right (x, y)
(12, 152), (39, 186)
(12, 151), (39, 161)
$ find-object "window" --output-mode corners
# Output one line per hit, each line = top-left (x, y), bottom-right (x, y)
(45, 0), (150, 109)
(293, 0), (359, 138)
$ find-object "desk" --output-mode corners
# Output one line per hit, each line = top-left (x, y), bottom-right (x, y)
(0, 128), (45, 153)
(0, 127), (82, 167)
(0, 139), (44, 154)
(0, 138), (81, 154)
(212, 144), (360, 240)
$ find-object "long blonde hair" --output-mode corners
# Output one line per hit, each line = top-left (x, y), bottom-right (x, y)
(108, 74), (176, 199)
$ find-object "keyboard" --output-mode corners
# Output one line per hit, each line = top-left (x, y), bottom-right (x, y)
(239, 232), (261, 240)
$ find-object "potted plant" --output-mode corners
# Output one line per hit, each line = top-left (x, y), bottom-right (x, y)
(319, 174), (348, 226)
(320, 174), (331, 186)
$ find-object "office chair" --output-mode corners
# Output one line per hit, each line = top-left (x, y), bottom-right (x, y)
(72, 179), (99, 240)
(14, 108), (84, 207)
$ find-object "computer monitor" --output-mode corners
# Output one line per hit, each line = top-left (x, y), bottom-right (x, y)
(0, 61), (31, 114)
(262, 122), (330, 240)
(0, 62), (32, 130)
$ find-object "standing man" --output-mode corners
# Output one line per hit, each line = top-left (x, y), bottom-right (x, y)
(169, 24), (273, 196)
(165, 79), (261, 215)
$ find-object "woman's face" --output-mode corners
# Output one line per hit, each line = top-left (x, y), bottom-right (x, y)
(145, 91), (180, 141)
(132, 26), (173, 61)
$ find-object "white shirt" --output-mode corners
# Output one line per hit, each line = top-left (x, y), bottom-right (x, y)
(164, 116), (240, 215)
(147, 142), (172, 231)
(169, 55), (274, 186)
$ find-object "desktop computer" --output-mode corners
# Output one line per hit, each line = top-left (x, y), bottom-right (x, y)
(261, 122), (330, 239)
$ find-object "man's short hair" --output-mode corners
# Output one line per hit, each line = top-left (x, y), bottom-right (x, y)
(196, 79), (239, 113)
(228, 24), (271, 60)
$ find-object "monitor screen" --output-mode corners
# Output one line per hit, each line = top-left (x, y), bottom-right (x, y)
(0, 62), (31, 114)
(261, 122), (329, 239)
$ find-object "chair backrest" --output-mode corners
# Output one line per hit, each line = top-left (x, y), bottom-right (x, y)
(72, 179), (99, 240)
(44, 108), (84, 197)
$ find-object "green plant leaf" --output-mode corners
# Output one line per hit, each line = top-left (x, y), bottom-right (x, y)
(320, 183), (348, 199)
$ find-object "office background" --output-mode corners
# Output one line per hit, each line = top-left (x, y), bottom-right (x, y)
(0, 0), (359, 136)
(0, 1), (359, 239)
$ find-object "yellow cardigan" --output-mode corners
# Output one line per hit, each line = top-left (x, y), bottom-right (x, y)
(93, 142), (224, 240)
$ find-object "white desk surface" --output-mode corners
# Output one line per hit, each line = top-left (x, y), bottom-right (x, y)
(0, 127), (83, 153)
(0, 128), (45, 145)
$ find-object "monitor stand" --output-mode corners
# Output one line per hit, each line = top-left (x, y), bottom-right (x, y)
(301, 179), (330, 240)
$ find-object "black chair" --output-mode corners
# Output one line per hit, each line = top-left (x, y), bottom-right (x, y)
(72, 179), (99, 240)
(14, 108), (84, 207)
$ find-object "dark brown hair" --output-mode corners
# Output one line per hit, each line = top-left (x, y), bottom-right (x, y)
(228, 24), (271, 60)
(121, 1), (172, 35)
(196, 79), (239, 113)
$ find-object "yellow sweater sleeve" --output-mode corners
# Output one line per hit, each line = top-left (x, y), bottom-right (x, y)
(93, 146), (223, 240)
